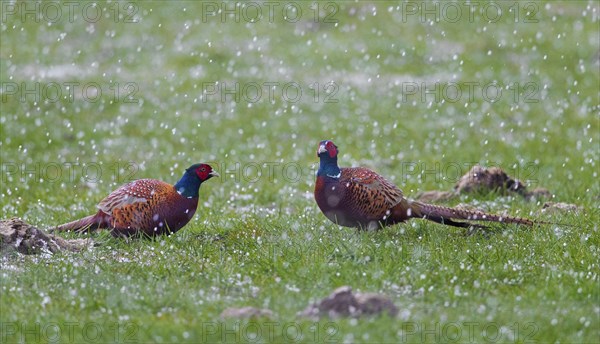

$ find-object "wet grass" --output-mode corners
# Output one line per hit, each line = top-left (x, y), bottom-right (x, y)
(1, 1), (599, 343)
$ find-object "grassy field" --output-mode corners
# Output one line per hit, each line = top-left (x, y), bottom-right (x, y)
(1, 1), (598, 343)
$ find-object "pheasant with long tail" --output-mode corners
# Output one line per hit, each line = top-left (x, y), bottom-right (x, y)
(314, 140), (537, 230)
(52, 163), (218, 236)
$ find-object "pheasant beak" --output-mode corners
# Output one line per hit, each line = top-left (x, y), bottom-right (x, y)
(317, 143), (327, 155)
(209, 170), (220, 178)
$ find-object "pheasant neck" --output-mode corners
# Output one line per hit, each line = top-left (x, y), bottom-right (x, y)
(174, 172), (202, 198)
(317, 156), (341, 179)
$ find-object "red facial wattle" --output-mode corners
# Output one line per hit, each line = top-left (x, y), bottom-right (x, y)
(196, 166), (209, 180)
(326, 141), (338, 158)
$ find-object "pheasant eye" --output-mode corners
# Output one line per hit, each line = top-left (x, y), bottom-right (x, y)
(196, 167), (207, 179)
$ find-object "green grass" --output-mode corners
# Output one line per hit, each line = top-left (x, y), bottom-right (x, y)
(1, 1), (598, 343)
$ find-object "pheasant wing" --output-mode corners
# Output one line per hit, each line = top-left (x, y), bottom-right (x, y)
(341, 167), (405, 219)
(97, 179), (170, 213)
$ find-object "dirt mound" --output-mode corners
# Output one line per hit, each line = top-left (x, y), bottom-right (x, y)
(0, 218), (91, 255)
(299, 286), (398, 319)
(541, 202), (583, 214)
(414, 190), (455, 203)
(220, 307), (274, 319)
(416, 165), (552, 202)
(454, 165), (527, 195)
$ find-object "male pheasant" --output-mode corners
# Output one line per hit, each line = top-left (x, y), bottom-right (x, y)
(52, 163), (219, 236)
(314, 140), (535, 230)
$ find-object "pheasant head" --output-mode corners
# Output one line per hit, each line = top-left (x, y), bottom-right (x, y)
(175, 163), (219, 198)
(317, 140), (341, 179)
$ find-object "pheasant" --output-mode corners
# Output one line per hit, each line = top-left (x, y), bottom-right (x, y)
(314, 140), (536, 230)
(52, 163), (219, 236)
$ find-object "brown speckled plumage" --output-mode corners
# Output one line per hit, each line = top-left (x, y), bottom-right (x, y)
(315, 140), (535, 230)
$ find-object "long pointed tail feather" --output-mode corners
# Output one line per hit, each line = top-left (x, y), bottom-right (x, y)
(50, 215), (99, 233)
(410, 201), (534, 227)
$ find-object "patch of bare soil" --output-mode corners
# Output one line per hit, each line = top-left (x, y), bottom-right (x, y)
(220, 307), (274, 319)
(299, 286), (398, 319)
(0, 218), (91, 255)
(541, 202), (583, 214)
(416, 165), (553, 202)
